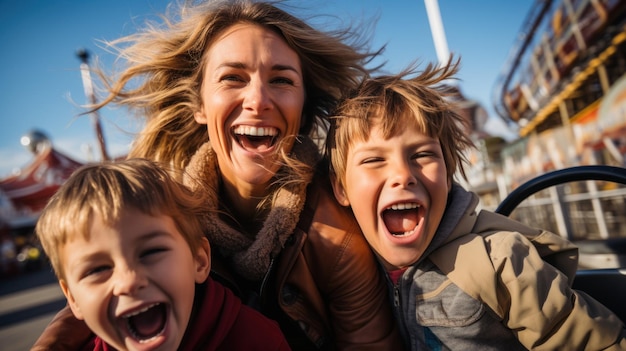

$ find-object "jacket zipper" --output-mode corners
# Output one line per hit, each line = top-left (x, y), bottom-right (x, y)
(393, 276), (412, 349)
(394, 284), (401, 308)
(259, 256), (276, 298)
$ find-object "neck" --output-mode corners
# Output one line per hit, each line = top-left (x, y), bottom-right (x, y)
(221, 176), (269, 223)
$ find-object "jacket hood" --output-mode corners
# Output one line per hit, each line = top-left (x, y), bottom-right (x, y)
(417, 183), (479, 262)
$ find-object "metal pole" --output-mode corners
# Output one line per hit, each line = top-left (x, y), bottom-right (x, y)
(76, 48), (109, 162)
(424, 0), (451, 68)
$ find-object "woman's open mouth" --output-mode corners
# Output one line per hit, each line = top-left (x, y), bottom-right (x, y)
(232, 125), (279, 152)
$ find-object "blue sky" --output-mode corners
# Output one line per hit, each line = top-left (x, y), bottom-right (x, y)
(0, 0), (533, 177)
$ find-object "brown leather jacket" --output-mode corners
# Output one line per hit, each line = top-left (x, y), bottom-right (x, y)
(31, 179), (402, 351)
(216, 178), (403, 350)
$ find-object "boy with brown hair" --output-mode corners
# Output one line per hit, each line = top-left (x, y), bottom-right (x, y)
(35, 158), (290, 351)
(327, 59), (626, 350)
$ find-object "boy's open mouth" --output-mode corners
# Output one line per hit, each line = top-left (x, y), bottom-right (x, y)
(382, 203), (421, 236)
(122, 302), (167, 343)
(233, 125), (279, 151)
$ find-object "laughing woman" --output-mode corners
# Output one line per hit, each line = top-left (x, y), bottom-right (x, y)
(31, 1), (403, 350)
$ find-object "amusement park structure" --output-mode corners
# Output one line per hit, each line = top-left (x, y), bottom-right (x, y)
(1, 0), (625, 268)
(464, 0), (626, 266)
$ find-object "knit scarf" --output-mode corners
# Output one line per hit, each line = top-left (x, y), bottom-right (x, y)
(183, 137), (319, 281)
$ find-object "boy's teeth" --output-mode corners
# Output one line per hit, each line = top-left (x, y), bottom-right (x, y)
(123, 303), (166, 342)
(123, 303), (159, 318)
(383, 203), (420, 235)
(388, 203), (419, 210)
(393, 230), (415, 237)
(233, 125), (278, 136)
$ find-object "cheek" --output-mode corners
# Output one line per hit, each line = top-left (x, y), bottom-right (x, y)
(72, 286), (107, 322)
(423, 163), (449, 188)
(283, 93), (305, 133)
(288, 114), (302, 134)
(207, 119), (222, 139)
(426, 169), (450, 219)
(346, 168), (378, 195)
(201, 86), (236, 119)
(205, 109), (233, 145)
(344, 175), (378, 222)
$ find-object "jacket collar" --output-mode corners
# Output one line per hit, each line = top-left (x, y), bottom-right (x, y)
(183, 137), (320, 281)
(419, 184), (478, 262)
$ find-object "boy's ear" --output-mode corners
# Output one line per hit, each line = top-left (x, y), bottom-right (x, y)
(330, 173), (350, 207)
(194, 238), (211, 284)
(59, 280), (84, 320)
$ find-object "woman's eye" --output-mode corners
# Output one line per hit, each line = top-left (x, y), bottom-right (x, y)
(271, 77), (294, 85)
(220, 74), (243, 83)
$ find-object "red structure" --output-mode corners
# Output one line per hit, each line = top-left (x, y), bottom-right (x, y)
(0, 144), (83, 228)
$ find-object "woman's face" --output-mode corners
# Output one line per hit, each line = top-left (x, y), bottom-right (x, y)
(194, 23), (305, 193)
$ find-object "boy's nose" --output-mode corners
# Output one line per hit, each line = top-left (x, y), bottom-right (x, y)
(113, 267), (147, 296)
(391, 161), (417, 188)
(242, 79), (272, 113)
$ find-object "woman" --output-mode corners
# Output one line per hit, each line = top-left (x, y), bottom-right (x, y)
(32, 1), (402, 350)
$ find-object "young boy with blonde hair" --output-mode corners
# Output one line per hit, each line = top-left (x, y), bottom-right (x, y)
(327, 59), (626, 350)
(35, 158), (290, 351)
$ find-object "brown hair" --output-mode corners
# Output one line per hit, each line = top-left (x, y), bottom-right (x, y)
(327, 58), (475, 187)
(90, 0), (380, 177)
(35, 158), (206, 280)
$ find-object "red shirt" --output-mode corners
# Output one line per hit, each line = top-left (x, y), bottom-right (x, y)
(88, 278), (290, 351)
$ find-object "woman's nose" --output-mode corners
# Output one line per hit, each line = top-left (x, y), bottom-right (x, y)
(112, 267), (147, 296)
(242, 79), (272, 113)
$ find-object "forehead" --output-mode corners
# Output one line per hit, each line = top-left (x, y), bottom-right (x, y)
(366, 108), (428, 136)
(367, 119), (434, 142)
(206, 23), (301, 68)
(345, 115), (439, 155)
(76, 208), (177, 242)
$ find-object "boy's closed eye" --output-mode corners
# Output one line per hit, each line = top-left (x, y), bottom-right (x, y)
(76, 246), (170, 280)
(361, 157), (385, 165)
(79, 264), (113, 282)
(357, 150), (438, 165)
(140, 246), (170, 263)
(412, 151), (440, 162)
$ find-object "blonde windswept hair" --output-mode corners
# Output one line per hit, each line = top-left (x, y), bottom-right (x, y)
(327, 58), (475, 187)
(35, 159), (207, 280)
(91, 0), (381, 178)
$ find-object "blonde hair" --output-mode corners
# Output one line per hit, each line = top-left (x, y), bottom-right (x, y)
(327, 58), (475, 187)
(92, 0), (379, 176)
(35, 159), (207, 280)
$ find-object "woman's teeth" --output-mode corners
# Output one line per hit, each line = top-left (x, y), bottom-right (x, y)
(232, 126), (279, 150)
(232, 125), (278, 137)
